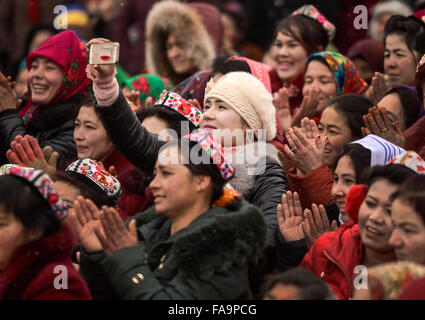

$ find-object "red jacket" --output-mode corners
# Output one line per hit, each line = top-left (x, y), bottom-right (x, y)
(104, 151), (154, 219)
(288, 165), (334, 210)
(0, 224), (91, 300)
(300, 222), (363, 300)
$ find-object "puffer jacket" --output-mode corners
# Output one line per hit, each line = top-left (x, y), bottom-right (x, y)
(299, 222), (364, 300)
(80, 200), (266, 299)
(0, 94), (85, 165)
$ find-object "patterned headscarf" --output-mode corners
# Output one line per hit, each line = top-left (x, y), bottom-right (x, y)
(122, 74), (173, 106)
(306, 51), (368, 95)
(21, 30), (91, 126)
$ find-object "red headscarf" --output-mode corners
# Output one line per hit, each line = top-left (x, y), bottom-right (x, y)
(21, 30), (91, 126)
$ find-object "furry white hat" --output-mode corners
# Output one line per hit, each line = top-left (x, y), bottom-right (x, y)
(205, 72), (277, 141)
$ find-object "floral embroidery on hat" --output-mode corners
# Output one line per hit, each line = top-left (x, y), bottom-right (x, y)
(185, 130), (235, 180)
(66, 158), (123, 198)
(155, 92), (202, 126)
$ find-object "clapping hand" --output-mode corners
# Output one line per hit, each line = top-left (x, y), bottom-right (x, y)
(94, 206), (138, 255)
(277, 191), (304, 241)
(283, 126), (325, 176)
(302, 203), (338, 249)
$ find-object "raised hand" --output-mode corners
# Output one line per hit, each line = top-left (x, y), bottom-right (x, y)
(362, 106), (405, 148)
(291, 87), (321, 127)
(188, 98), (201, 110)
(0, 71), (17, 112)
(300, 117), (320, 145)
(69, 196), (103, 252)
(124, 90), (141, 109)
(277, 191), (304, 241)
(94, 206), (138, 255)
(302, 203), (338, 249)
(86, 38), (116, 80)
(6, 135), (58, 176)
(365, 72), (392, 105)
(273, 87), (292, 131)
(283, 127), (325, 176)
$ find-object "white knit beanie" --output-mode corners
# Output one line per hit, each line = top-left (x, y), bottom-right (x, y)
(204, 72), (277, 141)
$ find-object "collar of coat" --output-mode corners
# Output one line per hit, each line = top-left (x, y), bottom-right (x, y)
(131, 200), (267, 278)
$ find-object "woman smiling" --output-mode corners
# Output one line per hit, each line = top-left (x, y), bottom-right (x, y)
(0, 30), (90, 165)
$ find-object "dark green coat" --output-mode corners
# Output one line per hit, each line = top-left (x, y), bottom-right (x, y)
(80, 200), (266, 300)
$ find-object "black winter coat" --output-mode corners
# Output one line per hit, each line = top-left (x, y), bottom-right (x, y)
(0, 94), (85, 164)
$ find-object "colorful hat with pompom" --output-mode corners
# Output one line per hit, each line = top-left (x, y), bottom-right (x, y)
(66, 158), (122, 199)
(155, 92), (202, 127)
(0, 165), (68, 220)
(185, 129), (235, 180)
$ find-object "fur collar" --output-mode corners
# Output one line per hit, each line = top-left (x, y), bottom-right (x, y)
(145, 0), (215, 84)
(134, 201), (266, 278)
(225, 142), (282, 197)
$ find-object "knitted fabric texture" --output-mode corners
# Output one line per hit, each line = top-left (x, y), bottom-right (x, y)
(204, 72), (276, 141)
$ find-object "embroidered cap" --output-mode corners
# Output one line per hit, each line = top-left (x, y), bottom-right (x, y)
(66, 158), (122, 199)
(154, 92), (202, 127)
(185, 129), (235, 180)
(0, 165), (68, 220)
(291, 4), (336, 40)
(387, 151), (425, 174)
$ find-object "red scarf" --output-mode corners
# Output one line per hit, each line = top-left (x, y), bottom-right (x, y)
(20, 30), (91, 126)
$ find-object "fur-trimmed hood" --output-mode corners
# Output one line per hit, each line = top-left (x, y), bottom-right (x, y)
(224, 142), (282, 198)
(145, 0), (216, 84)
(134, 200), (267, 278)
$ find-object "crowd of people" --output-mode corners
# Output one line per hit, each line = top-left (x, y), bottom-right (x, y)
(0, 0), (425, 300)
